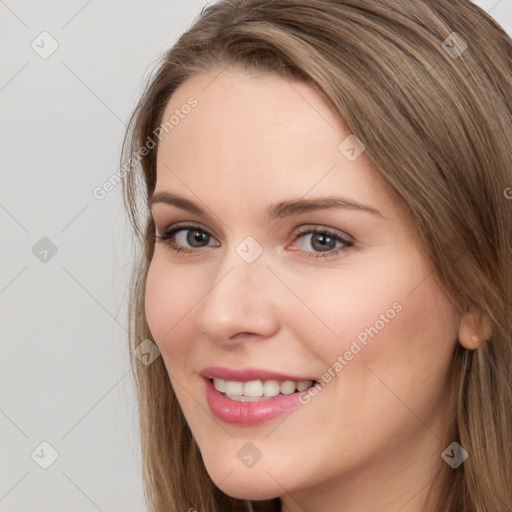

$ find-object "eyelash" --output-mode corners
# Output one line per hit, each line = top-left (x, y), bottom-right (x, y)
(155, 222), (354, 260)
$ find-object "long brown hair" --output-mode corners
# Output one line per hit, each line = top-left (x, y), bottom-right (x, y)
(121, 1), (512, 511)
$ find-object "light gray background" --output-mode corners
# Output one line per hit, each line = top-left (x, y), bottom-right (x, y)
(1, 1), (511, 511)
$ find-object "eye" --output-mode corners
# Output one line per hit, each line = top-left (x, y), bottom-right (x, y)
(290, 225), (353, 259)
(154, 222), (354, 259)
(155, 223), (218, 254)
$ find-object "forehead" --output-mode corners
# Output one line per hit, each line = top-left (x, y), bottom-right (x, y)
(157, 67), (347, 162)
(154, 67), (398, 223)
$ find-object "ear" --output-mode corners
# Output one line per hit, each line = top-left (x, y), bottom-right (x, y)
(458, 305), (494, 350)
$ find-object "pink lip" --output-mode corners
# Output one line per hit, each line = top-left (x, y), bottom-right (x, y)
(203, 377), (310, 425)
(199, 366), (317, 382)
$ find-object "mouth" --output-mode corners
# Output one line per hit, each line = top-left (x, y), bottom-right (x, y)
(202, 374), (320, 425)
(209, 377), (320, 402)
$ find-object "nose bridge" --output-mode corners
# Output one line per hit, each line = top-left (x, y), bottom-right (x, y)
(194, 238), (279, 342)
(209, 234), (270, 299)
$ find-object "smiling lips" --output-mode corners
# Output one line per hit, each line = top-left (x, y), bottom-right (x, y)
(200, 366), (319, 424)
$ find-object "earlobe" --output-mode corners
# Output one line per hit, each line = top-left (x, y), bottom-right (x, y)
(458, 306), (494, 350)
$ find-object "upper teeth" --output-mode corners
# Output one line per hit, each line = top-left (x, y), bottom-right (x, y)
(213, 378), (314, 397)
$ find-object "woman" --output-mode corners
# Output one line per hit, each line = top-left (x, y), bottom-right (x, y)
(121, 1), (512, 511)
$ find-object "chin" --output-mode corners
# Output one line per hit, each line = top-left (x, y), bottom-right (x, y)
(217, 479), (282, 501)
(202, 460), (286, 500)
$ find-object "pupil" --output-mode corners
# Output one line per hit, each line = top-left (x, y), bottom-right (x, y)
(313, 234), (335, 252)
(188, 230), (208, 247)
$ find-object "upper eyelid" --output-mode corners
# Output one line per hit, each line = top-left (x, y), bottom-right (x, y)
(159, 222), (353, 243)
(157, 221), (219, 240)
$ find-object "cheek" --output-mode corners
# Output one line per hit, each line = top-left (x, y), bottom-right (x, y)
(144, 257), (203, 361)
(280, 250), (458, 396)
(276, 254), (413, 358)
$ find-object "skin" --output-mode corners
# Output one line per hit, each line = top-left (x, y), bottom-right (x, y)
(145, 66), (486, 512)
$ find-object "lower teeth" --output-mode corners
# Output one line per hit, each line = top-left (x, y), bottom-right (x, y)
(224, 393), (272, 402)
(223, 393), (279, 402)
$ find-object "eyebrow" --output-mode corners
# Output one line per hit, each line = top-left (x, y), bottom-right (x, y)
(148, 191), (384, 220)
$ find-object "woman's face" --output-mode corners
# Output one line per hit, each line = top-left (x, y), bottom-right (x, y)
(145, 67), (461, 509)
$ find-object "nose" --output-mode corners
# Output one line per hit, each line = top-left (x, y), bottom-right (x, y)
(194, 249), (280, 345)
